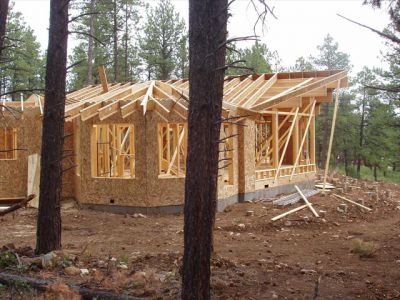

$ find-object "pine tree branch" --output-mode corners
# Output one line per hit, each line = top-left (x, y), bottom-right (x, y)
(68, 31), (105, 46)
(69, 12), (99, 24)
(337, 13), (400, 44)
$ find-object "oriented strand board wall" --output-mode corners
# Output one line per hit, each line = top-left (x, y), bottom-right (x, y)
(0, 108), (77, 200)
(238, 118), (256, 195)
(217, 122), (239, 200)
(0, 109), (41, 198)
(76, 109), (187, 207)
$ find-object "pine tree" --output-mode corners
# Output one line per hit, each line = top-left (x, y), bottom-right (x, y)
(225, 42), (275, 75)
(69, 0), (141, 89)
(0, 4), (44, 98)
(139, 0), (186, 80)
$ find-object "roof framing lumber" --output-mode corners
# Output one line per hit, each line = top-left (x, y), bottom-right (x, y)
(98, 65), (109, 93)
(251, 71), (347, 110)
(243, 73), (277, 108)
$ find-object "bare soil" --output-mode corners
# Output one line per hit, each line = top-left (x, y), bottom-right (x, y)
(0, 176), (400, 299)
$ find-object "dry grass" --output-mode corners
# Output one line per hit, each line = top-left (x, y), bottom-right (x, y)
(351, 238), (377, 258)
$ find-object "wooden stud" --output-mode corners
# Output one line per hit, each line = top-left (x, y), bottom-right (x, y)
(323, 81), (341, 193)
(295, 185), (319, 217)
(98, 65), (109, 93)
(273, 107), (299, 182)
(290, 100), (316, 180)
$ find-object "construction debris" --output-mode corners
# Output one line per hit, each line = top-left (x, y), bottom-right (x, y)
(333, 194), (372, 211)
(295, 185), (319, 217)
(273, 189), (319, 206)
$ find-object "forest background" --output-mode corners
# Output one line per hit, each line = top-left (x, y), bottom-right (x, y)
(1, 0), (399, 183)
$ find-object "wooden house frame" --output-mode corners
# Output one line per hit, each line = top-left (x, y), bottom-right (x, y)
(0, 69), (348, 213)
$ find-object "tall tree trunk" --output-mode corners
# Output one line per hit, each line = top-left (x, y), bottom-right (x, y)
(357, 89), (366, 178)
(124, 3), (129, 82)
(113, 0), (119, 82)
(344, 149), (349, 176)
(373, 165), (378, 181)
(0, 0), (9, 58)
(182, 0), (228, 299)
(35, 0), (69, 255)
(86, 0), (95, 85)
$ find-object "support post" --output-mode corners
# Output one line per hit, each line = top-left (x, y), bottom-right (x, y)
(322, 81), (341, 193)
(271, 109), (279, 169)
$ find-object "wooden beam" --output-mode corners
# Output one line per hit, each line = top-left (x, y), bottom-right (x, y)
(295, 185), (319, 217)
(323, 80), (341, 193)
(141, 81), (155, 115)
(80, 102), (103, 121)
(333, 194), (372, 211)
(98, 65), (109, 93)
(271, 109), (279, 168)
(243, 73), (277, 108)
(252, 71), (347, 110)
(273, 107), (299, 182)
(290, 100), (316, 180)
(120, 98), (141, 119)
(98, 100), (120, 121)
(254, 78), (313, 109)
(231, 74), (266, 105)
(271, 204), (309, 221)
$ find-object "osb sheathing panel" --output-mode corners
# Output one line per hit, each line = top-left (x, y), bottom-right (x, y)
(0, 109), (41, 198)
(77, 109), (188, 207)
(77, 111), (148, 206)
(146, 111), (185, 206)
(238, 118), (256, 194)
(0, 108), (76, 199)
(217, 122), (239, 200)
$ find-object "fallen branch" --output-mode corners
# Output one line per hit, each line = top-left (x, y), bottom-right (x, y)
(332, 194), (372, 211)
(0, 194), (35, 216)
(0, 272), (144, 300)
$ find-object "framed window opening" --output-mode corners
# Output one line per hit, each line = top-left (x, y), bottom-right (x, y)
(255, 120), (271, 167)
(0, 128), (17, 160)
(158, 123), (187, 178)
(91, 124), (135, 178)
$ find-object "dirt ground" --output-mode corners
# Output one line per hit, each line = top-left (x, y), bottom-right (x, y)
(0, 175), (400, 299)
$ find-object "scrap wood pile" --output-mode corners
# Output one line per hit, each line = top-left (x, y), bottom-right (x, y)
(270, 174), (397, 223)
(0, 194), (35, 216)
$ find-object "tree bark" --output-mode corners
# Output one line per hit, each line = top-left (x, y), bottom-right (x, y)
(0, 0), (9, 58)
(113, 0), (119, 82)
(36, 0), (69, 255)
(124, 3), (129, 82)
(182, 0), (228, 299)
(344, 149), (349, 176)
(357, 89), (366, 178)
(0, 272), (143, 300)
(373, 165), (378, 181)
(86, 0), (95, 85)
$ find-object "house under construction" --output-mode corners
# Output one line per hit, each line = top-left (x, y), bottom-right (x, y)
(0, 69), (348, 213)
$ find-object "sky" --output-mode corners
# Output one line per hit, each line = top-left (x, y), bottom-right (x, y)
(13, 0), (391, 75)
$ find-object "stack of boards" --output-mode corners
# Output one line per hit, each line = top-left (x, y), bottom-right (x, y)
(315, 182), (335, 191)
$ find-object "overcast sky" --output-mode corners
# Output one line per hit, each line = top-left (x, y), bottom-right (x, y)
(13, 0), (391, 75)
